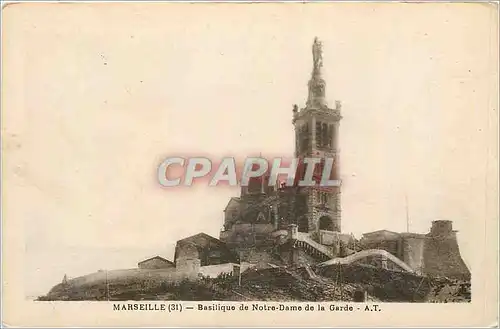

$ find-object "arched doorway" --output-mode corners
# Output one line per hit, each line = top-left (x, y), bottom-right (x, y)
(318, 216), (334, 231)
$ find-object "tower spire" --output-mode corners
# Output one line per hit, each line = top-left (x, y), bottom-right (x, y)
(312, 37), (323, 77)
(292, 37), (342, 234)
(307, 37), (327, 109)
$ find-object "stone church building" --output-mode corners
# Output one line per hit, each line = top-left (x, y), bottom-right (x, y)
(217, 37), (354, 265)
(217, 37), (469, 279)
(141, 38), (470, 280)
(221, 37), (344, 244)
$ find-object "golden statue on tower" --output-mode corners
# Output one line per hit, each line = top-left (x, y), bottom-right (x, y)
(312, 37), (323, 71)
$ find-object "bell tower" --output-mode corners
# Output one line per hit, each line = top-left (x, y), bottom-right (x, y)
(292, 37), (342, 234)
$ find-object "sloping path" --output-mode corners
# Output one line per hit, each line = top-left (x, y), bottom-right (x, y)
(317, 249), (414, 273)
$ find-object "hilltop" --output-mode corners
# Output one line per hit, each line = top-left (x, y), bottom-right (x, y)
(37, 264), (470, 303)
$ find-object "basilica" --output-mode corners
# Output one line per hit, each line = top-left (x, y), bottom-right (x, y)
(141, 38), (471, 281)
(219, 37), (348, 259)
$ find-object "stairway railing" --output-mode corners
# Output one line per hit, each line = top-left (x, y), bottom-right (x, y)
(289, 232), (334, 261)
(296, 232), (334, 258)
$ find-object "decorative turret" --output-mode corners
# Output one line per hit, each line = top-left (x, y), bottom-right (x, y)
(430, 220), (454, 237)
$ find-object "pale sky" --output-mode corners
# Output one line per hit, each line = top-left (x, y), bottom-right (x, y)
(1, 3), (497, 297)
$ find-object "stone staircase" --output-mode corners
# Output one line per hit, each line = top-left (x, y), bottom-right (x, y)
(292, 232), (334, 262)
(317, 248), (415, 273)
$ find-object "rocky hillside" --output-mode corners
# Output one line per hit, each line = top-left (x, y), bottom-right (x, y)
(37, 265), (470, 303)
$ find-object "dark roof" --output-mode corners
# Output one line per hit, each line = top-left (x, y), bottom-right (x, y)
(176, 232), (225, 248)
(138, 256), (174, 265)
(174, 232), (239, 263)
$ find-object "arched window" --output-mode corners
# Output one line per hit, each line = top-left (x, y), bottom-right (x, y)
(315, 121), (335, 149)
(318, 215), (334, 231)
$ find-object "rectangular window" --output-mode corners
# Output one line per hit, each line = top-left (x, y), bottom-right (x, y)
(300, 124), (310, 153)
(321, 123), (328, 147)
(328, 124), (334, 148)
(316, 121), (322, 147)
(319, 192), (329, 205)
